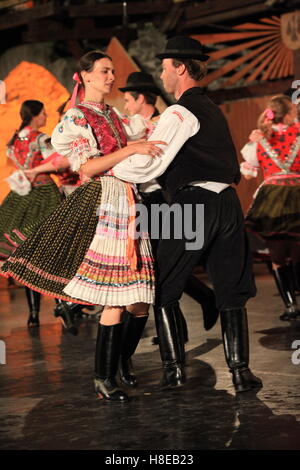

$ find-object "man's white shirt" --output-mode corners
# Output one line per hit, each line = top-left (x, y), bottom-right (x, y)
(113, 104), (228, 194)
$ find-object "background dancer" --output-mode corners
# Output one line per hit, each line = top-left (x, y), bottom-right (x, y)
(24, 99), (81, 198)
(241, 94), (300, 321)
(0, 100), (62, 327)
(23, 99), (95, 325)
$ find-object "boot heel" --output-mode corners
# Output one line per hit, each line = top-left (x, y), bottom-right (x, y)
(119, 358), (137, 387)
(160, 362), (186, 389)
(94, 378), (128, 402)
(54, 301), (78, 335)
(232, 368), (263, 393)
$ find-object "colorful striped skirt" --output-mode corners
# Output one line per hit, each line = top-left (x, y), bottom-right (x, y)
(1, 177), (155, 306)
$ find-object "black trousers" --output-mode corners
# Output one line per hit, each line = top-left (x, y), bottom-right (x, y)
(140, 189), (167, 257)
(155, 186), (256, 310)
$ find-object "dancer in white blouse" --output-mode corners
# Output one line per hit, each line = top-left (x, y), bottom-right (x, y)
(79, 37), (262, 394)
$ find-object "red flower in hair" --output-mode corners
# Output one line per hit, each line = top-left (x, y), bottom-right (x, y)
(264, 108), (274, 120)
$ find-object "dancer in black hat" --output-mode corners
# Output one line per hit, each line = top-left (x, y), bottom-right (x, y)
(113, 36), (262, 393)
(119, 71), (219, 344)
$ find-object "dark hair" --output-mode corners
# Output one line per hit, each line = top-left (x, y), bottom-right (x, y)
(172, 58), (207, 81)
(7, 99), (44, 146)
(57, 97), (71, 117)
(129, 91), (157, 106)
(77, 50), (112, 87)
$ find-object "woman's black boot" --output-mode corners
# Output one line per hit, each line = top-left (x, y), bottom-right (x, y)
(273, 266), (299, 320)
(119, 313), (148, 387)
(53, 299), (78, 335)
(94, 322), (129, 402)
(220, 307), (263, 393)
(25, 287), (41, 327)
(154, 302), (186, 389)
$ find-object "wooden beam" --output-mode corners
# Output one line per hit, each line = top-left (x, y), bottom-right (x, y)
(0, 0), (59, 31)
(181, 4), (270, 30)
(0, 0), (28, 10)
(294, 48), (300, 80)
(68, 1), (172, 18)
(160, 4), (184, 33)
(184, 0), (265, 21)
(206, 78), (293, 104)
(22, 22), (136, 43)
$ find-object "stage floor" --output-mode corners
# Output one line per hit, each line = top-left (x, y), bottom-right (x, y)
(0, 264), (300, 451)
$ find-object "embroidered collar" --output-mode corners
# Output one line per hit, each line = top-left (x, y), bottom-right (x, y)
(82, 101), (107, 111)
(78, 103), (123, 150)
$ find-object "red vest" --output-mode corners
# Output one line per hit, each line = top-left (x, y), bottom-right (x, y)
(257, 124), (300, 179)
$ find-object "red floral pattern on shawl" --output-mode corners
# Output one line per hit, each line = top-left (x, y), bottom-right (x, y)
(8, 127), (48, 169)
(76, 104), (127, 156)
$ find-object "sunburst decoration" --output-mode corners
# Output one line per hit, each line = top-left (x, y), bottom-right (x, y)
(192, 16), (294, 90)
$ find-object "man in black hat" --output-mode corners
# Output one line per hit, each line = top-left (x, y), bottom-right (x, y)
(113, 36), (262, 393)
(119, 71), (219, 342)
(119, 71), (161, 122)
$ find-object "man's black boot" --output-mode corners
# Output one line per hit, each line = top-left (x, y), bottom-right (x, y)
(273, 266), (299, 321)
(151, 309), (188, 345)
(154, 302), (186, 389)
(220, 307), (263, 393)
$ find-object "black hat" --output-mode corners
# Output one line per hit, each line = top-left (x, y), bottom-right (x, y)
(156, 36), (209, 61)
(119, 72), (160, 95)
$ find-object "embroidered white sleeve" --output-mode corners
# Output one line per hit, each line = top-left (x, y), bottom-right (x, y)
(113, 104), (200, 183)
(51, 107), (100, 172)
(113, 107), (147, 141)
(240, 142), (259, 177)
(240, 142), (259, 166)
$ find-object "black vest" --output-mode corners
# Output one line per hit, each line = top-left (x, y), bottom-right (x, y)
(157, 87), (240, 200)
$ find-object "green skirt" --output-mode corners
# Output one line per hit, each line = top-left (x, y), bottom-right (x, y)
(245, 184), (300, 240)
(1, 181), (102, 303)
(0, 182), (62, 261)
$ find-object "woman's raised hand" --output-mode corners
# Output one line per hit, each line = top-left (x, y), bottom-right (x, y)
(130, 140), (166, 157)
(249, 129), (263, 142)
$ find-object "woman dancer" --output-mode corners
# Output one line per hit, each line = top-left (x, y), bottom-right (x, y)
(24, 99), (81, 198)
(0, 100), (62, 327)
(1, 51), (164, 402)
(241, 95), (300, 321)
